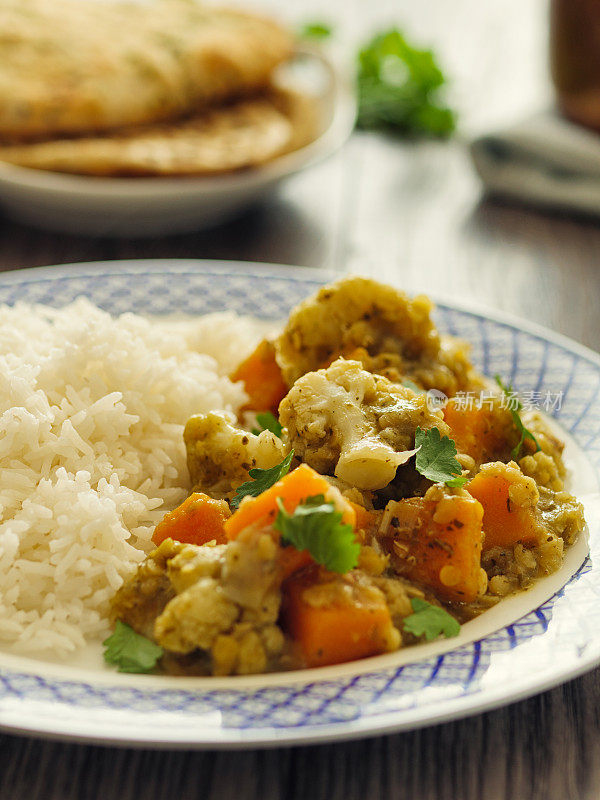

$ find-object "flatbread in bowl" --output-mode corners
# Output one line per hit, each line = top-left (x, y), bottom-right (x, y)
(0, 90), (320, 177)
(0, 1), (355, 233)
(0, 0), (293, 141)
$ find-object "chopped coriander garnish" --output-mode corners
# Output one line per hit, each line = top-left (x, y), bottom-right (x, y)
(103, 620), (163, 673)
(251, 411), (283, 438)
(299, 21), (333, 40)
(274, 494), (360, 574)
(230, 450), (294, 509)
(414, 426), (467, 487)
(495, 376), (541, 460)
(403, 597), (460, 641)
(357, 28), (456, 137)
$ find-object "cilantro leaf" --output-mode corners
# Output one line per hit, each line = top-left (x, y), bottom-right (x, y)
(403, 598), (460, 641)
(103, 620), (163, 673)
(356, 28), (456, 137)
(251, 411), (283, 438)
(414, 426), (467, 487)
(495, 376), (541, 460)
(230, 450), (294, 509)
(274, 494), (360, 574)
(299, 21), (333, 40)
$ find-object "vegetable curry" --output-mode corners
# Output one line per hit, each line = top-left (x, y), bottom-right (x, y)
(106, 278), (585, 675)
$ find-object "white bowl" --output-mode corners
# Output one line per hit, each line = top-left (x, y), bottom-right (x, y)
(0, 49), (356, 237)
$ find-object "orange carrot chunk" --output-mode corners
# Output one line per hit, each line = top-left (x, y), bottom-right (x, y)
(443, 397), (515, 465)
(467, 468), (542, 550)
(230, 339), (288, 414)
(283, 566), (397, 668)
(349, 501), (376, 535)
(224, 463), (356, 540)
(387, 493), (484, 603)
(152, 492), (230, 546)
(278, 547), (314, 582)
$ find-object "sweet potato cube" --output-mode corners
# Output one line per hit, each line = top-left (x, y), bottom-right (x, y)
(467, 465), (543, 550)
(224, 463), (356, 540)
(277, 547), (314, 582)
(152, 492), (230, 546)
(443, 397), (516, 465)
(230, 339), (288, 414)
(387, 492), (484, 603)
(349, 501), (377, 535)
(283, 566), (397, 667)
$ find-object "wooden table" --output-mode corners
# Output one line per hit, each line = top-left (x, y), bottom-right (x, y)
(2, 0), (600, 797)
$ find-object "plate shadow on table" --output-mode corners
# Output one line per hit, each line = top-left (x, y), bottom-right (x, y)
(0, 195), (330, 274)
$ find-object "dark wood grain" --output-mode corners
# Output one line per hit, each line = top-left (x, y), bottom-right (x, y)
(2, 0), (600, 798)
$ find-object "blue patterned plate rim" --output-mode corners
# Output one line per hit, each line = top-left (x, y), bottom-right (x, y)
(0, 259), (599, 749)
(0, 257), (598, 372)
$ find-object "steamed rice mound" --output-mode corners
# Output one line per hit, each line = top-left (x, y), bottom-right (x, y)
(0, 299), (253, 656)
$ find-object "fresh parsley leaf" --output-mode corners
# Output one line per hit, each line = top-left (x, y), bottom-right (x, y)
(274, 494), (360, 574)
(495, 376), (541, 460)
(356, 28), (456, 137)
(403, 597), (460, 641)
(230, 450), (294, 509)
(251, 411), (283, 438)
(299, 21), (333, 40)
(103, 620), (163, 673)
(414, 426), (467, 487)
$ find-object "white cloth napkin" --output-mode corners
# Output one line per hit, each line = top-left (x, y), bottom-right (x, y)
(470, 111), (600, 215)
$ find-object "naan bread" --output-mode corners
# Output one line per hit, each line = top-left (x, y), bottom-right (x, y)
(0, 92), (319, 176)
(0, 0), (293, 141)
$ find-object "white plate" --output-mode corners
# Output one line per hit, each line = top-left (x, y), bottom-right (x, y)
(0, 259), (599, 749)
(0, 49), (355, 237)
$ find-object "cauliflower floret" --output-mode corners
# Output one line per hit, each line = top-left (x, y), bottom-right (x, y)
(279, 358), (449, 491)
(110, 538), (183, 638)
(212, 622), (285, 676)
(167, 543), (227, 593)
(276, 276), (438, 385)
(275, 276), (478, 395)
(184, 411), (288, 498)
(154, 577), (240, 654)
(115, 525), (286, 673)
(222, 527), (282, 622)
(153, 527), (284, 657)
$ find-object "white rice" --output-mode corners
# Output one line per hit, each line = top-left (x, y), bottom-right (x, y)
(0, 298), (259, 657)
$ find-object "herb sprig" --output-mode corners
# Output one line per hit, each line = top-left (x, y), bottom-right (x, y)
(103, 621), (164, 673)
(251, 411), (283, 438)
(403, 598), (460, 641)
(274, 494), (360, 574)
(357, 28), (456, 137)
(414, 426), (466, 487)
(495, 376), (541, 460)
(230, 450), (294, 509)
(299, 21), (333, 40)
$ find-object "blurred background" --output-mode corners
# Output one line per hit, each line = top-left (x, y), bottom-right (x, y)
(0, 0), (596, 351)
